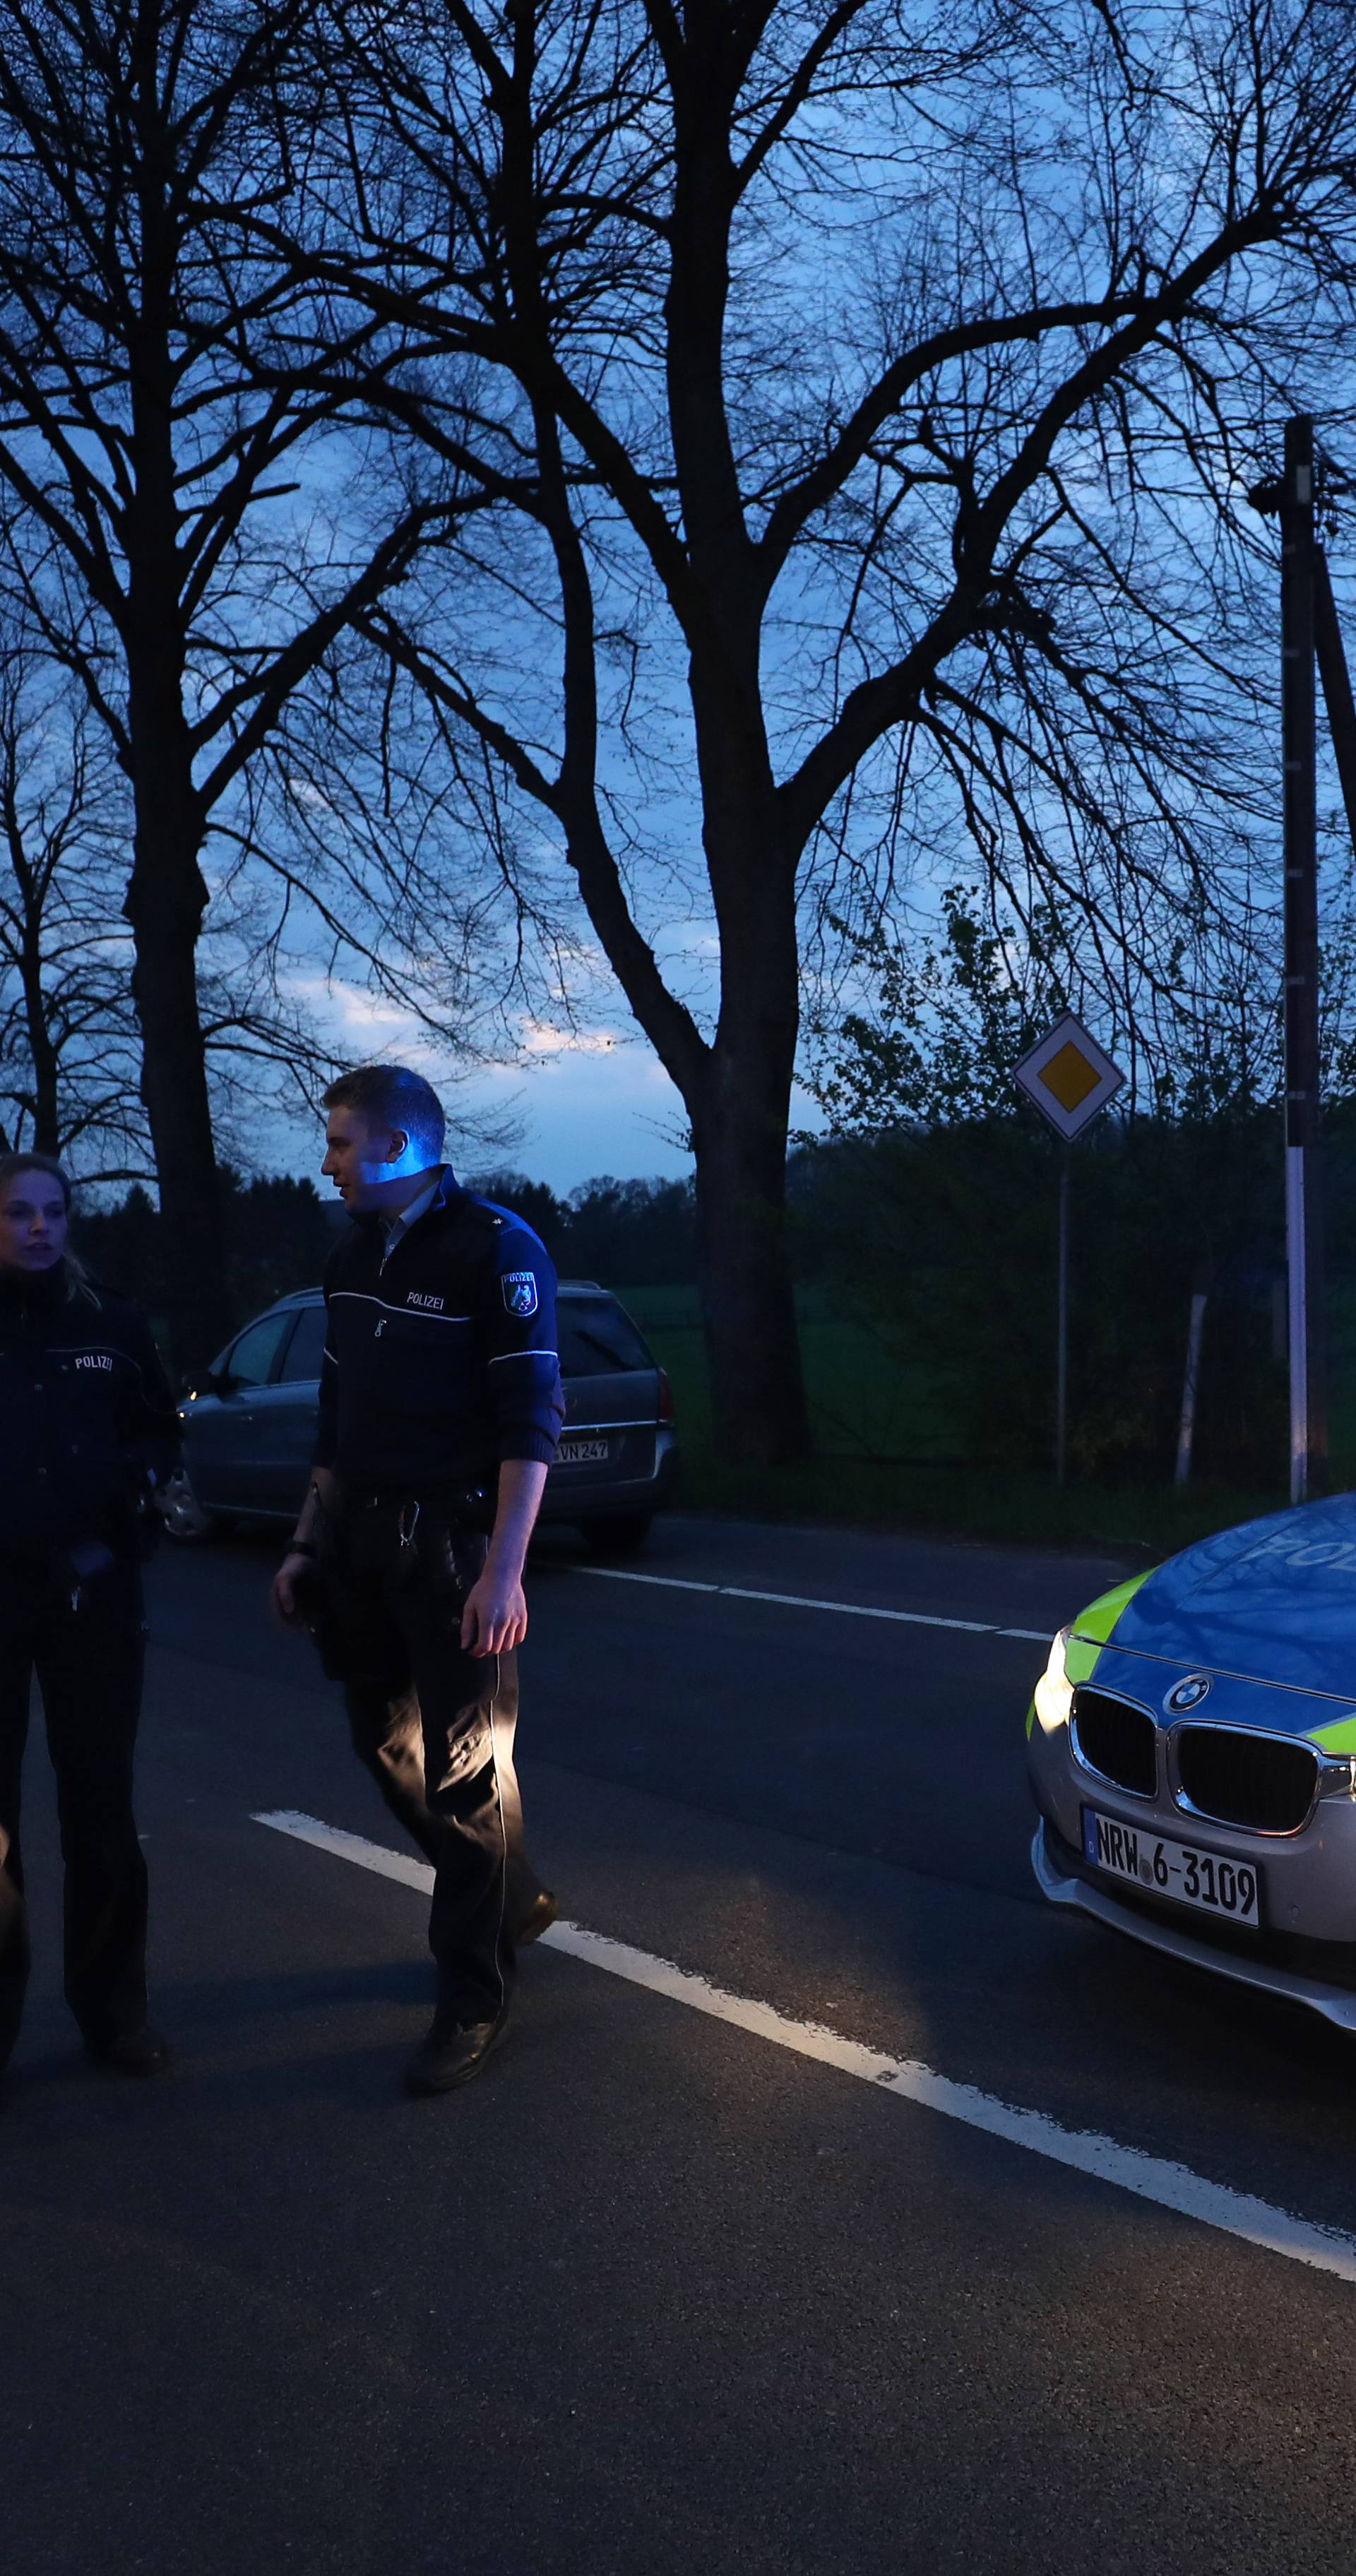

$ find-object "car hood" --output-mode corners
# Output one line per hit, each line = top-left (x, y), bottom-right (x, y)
(1071, 1494), (1356, 1739)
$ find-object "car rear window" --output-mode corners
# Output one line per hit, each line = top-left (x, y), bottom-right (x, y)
(225, 1311), (292, 1388)
(279, 1304), (330, 1383)
(557, 1296), (653, 1375)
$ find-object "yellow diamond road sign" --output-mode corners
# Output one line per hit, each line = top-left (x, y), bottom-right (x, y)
(1013, 1011), (1125, 1141)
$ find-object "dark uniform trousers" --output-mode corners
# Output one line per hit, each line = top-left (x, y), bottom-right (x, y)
(0, 1555), (149, 2065)
(323, 1514), (542, 2027)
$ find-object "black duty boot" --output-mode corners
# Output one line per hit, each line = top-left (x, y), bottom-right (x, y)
(86, 2025), (171, 2077)
(403, 2012), (507, 2097)
(518, 1890), (558, 1947)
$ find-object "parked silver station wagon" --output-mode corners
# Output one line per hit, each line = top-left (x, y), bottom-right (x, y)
(160, 1280), (679, 1554)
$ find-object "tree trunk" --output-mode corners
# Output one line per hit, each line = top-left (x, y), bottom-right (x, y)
(122, 672), (231, 1374)
(121, 201), (234, 1378)
(683, 614), (812, 1465)
(18, 925), (61, 1152)
(693, 1021), (810, 1469)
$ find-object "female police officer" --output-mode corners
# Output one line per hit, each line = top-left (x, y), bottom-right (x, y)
(0, 1152), (179, 2088)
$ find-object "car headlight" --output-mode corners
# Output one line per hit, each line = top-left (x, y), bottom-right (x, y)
(1034, 1626), (1075, 1734)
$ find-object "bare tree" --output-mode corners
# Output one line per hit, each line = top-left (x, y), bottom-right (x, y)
(0, 641), (148, 1171)
(0, 0), (499, 1364)
(278, 0), (1356, 1462)
(0, 622), (367, 1185)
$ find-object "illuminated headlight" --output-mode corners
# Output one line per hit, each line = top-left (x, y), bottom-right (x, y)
(1034, 1626), (1075, 1734)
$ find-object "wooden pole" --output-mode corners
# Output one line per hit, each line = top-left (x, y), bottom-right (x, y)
(1280, 415), (1325, 1501)
(1174, 1284), (1209, 1487)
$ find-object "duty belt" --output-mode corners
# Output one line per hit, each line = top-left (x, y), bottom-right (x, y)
(342, 1484), (488, 1521)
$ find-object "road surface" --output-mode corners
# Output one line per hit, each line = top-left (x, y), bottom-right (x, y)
(5, 1512), (1356, 2574)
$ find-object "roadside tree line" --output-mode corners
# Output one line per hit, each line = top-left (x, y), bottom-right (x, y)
(1, 0), (1355, 1460)
(78, 1164), (700, 1323)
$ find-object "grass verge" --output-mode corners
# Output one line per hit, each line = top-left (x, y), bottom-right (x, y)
(617, 1283), (1321, 1559)
(670, 1451), (1292, 1562)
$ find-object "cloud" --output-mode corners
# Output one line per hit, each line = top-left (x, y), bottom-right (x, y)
(519, 1018), (622, 1057)
(282, 972), (432, 1046)
(270, 972), (691, 1188)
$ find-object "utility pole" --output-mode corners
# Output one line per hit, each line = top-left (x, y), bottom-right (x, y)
(1279, 415), (1326, 1503)
(1055, 1155), (1070, 1484)
(1314, 548), (1356, 855)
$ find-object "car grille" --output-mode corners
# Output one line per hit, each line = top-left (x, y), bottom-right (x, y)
(1174, 1726), (1318, 1835)
(1071, 1688), (1158, 1796)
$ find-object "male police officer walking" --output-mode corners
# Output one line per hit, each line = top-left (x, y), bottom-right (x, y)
(273, 1065), (564, 2096)
(0, 1152), (179, 2089)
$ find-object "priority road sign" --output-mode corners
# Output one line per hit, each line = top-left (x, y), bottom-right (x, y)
(1013, 1011), (1125, 1142)
(1013, 1011), (1126, 1486)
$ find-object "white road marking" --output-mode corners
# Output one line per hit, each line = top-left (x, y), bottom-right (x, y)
(564, 1563), (1049, 1642)
(254, 1808), (1356, 2286)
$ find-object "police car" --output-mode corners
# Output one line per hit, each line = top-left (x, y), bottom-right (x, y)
(159, 1280), (679, 1555)
(1029, 1493), (1356, 2032)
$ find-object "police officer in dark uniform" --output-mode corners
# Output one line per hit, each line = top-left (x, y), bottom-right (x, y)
(0, 1152), (179, 2089)
(273, 1065), (564, 2096)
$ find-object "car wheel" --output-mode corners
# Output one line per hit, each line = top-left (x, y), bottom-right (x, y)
(157, 1464), (221, 1544)
(581, 1512), (653, 1558)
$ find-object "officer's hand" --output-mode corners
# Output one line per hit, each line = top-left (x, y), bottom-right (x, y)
(272, 1552), (312, 1630)
(460, 1568), (528, 1658)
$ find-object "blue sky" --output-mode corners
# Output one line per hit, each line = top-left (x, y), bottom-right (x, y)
(457, 1022), (694, 1191)
(271, 970), (694, 1193)
(270, 965), (833, 1195)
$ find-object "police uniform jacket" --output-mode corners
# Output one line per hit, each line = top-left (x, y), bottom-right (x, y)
(314, 1170), (564, 1499)
(0, 1262), (179, 1559)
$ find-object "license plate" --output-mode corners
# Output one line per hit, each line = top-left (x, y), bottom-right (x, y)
(1082, 1806), (1261, 1928)
(556, 1436), (612, 1465)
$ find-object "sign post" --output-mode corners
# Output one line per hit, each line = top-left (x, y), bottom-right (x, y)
(1013, 1012), (1126, 1483)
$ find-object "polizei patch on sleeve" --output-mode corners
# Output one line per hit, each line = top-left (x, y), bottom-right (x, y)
(501, 1270), (540, 1318)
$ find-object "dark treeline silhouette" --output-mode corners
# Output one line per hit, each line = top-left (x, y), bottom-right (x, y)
(472, 1175), (698, 1292)
(72, 1134), (1356, 1487)
(76, 1174), (338, 1340)
(791, 1111), (1356, 1486)
(74, 1171), (701, 1360)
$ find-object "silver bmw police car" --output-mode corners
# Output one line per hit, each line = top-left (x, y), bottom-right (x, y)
(1028, 1494), (1356, 2032)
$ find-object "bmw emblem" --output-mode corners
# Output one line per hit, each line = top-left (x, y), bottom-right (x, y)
(1165, 1673), (1212, 1715)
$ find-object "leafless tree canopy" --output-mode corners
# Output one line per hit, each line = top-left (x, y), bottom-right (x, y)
(0, 0), (507, 1359)
(0, 608), (429, 1186)
(0, 0), (1351, 1428)
(244, 0), (1356, 1457)
(0, 641), (145, 1171)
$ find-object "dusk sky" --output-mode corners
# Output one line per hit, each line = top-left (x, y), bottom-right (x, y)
(277, 991), (829, 1195)
(273, 973), (696, 1193)
(453, 1024), (694, 1192)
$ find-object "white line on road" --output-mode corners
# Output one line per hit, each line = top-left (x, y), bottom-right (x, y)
(254, 1808), (1356, 2288)
(564, 1563), (1049, 1642)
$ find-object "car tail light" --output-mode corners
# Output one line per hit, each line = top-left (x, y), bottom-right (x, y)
(657, 1368), (675, 1423)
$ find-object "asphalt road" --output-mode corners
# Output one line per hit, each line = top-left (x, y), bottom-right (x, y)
(6, 1510), (1356, 2575)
